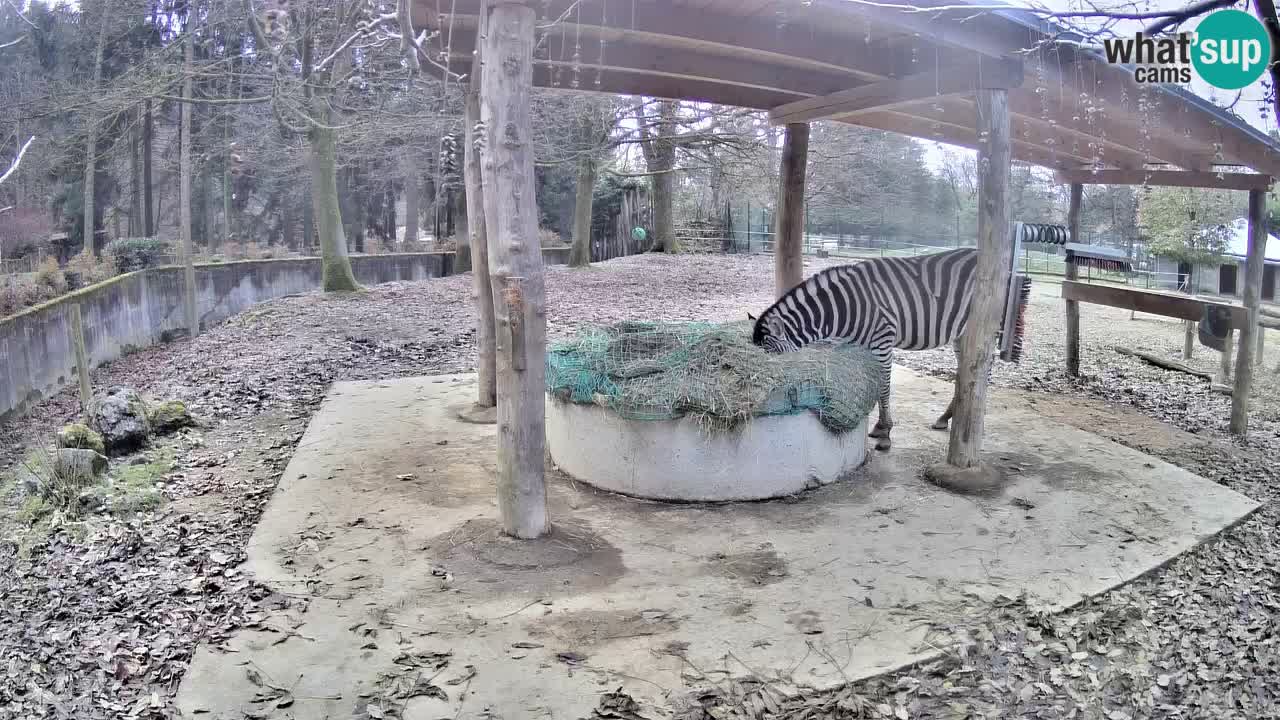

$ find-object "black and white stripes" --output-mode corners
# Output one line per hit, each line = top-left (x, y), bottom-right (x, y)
(751, 248), (986, 451)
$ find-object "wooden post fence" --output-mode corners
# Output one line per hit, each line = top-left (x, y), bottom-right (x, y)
(946, 86), (1012, 470)
(1064, 183), (1082, 377)
(774, 122), (809, 298)
(1230, 189), (1267, 436)
(68, 303), (92, 411)
(479, 1), (549, 538)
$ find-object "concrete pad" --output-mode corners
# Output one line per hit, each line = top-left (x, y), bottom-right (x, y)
(177, 368), (1259, 720)
(545, 399), (868, 501)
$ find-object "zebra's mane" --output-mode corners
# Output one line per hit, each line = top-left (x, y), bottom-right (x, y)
(750, 248), (980, 339)
(756, 263), (857, 322)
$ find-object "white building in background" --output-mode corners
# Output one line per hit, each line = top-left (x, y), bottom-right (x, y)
(1150, 219), (1280, 302)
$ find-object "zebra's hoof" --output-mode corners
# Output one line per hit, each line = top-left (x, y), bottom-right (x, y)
(874, 437), (892, 452)
(869, 425), (891, 439)
(930, 420), (949, 431)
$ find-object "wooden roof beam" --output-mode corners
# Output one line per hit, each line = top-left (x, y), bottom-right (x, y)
(937, 97), (1153, 170)
(816, 0), (1028, 59)
(849, 110), (1093, 170)
(1055, 169), (1274, 191)
(432, 59), (806, 109)
(769, 59), (1022, 126)
(444, 33), (866, 99)
(419, 1), (913, 82)
(1007, 86), (1211, 171)
(1045, 53), (1280, 175)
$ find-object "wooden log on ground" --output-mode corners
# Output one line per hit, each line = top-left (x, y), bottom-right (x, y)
(479, 1), (549, 538)
(1114, 347), (1216, 382)
(1231, 188), (1268, 436)
(945, 87), (1010, 470)
(1064, 183), (1082, 377)
(774, 122), (809, 298)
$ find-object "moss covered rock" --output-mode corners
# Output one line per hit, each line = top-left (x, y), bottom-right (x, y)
(57, 423), (106, 455)
(87, 387), (151, 456)
(149, 400), (193, 435)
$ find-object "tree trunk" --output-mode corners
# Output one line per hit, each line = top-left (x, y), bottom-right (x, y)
(222, 166), (232, 250)
(144, 99), (154, 237)
(637, 100), (679, 252)
(946, 87), (1011, 470)
(569, 152), (597, 267)
(202, 161), (216, 251)
(82, 8), (109, 256)
(402, 156), (421, 245)
(302, 186), (314, 252)
(1231, 189), (1268, 435)
(179, 30), (199, 338)
(774, 122), (809, 297)
(652, 168), (675, 252)
(454, 186), (472, 272)
(480, 1), (548, 539)
(384, 187), (397, 243)
(466, 51), (496, 408)
(130, 116), (143, 236)
(1065, 183), (1082, 376)
(309, 106), (360, 292)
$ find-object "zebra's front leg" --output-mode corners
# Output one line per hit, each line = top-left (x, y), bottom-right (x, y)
(932, 340), (962, 431)
(868, 350), (894, 451)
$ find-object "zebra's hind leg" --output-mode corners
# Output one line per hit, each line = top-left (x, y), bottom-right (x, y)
(932, 340), (962, 431)
(868, 347), (894, 451)
(932, 389), (957, 431)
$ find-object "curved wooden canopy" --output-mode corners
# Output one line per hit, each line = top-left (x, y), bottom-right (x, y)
(414, 0), (1280, 181)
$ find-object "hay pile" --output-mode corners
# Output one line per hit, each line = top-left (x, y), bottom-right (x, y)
(545, 321), (881, 434)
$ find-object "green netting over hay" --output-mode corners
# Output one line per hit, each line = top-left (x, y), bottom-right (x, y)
(545, 320), (882, 434)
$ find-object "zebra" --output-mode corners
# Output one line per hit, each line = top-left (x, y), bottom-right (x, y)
(749, 247), (1023, 452)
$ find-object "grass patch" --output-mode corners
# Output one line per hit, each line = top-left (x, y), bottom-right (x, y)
(107, 448), (174, 515)
(1, 446), (174, 557)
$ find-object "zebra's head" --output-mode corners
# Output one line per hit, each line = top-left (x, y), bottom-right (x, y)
(750, 310), (799, 354)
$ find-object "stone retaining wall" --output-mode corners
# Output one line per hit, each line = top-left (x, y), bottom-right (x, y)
(1, 249), (572, 421)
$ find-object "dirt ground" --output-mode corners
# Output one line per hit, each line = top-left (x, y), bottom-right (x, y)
(2, 253), (1278, 719)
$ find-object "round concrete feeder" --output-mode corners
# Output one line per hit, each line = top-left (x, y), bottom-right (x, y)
(545, 398), (868, 502)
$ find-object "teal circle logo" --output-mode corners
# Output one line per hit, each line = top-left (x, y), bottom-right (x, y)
(1192, 9), (1272, 90)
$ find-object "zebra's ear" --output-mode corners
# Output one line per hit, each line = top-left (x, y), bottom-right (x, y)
(747, 312), (756, 321)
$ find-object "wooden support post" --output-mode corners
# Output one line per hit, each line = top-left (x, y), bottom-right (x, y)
(179, 30), (199, 339)
(946, 87), (1011, 470)
(465, 4), (496, 409)
(1215, 328), (1234, 387)
(774, 122), (809, 298)
(1230, 189), (1268, 436)
(1257, 325), (1266, 366)
(479, 1), (549, 539)
(1064, 183), (1082, 377)
(68, 304), (92, 411)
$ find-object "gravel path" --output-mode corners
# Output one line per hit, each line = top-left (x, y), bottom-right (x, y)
(2, 253), (1277, 719)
